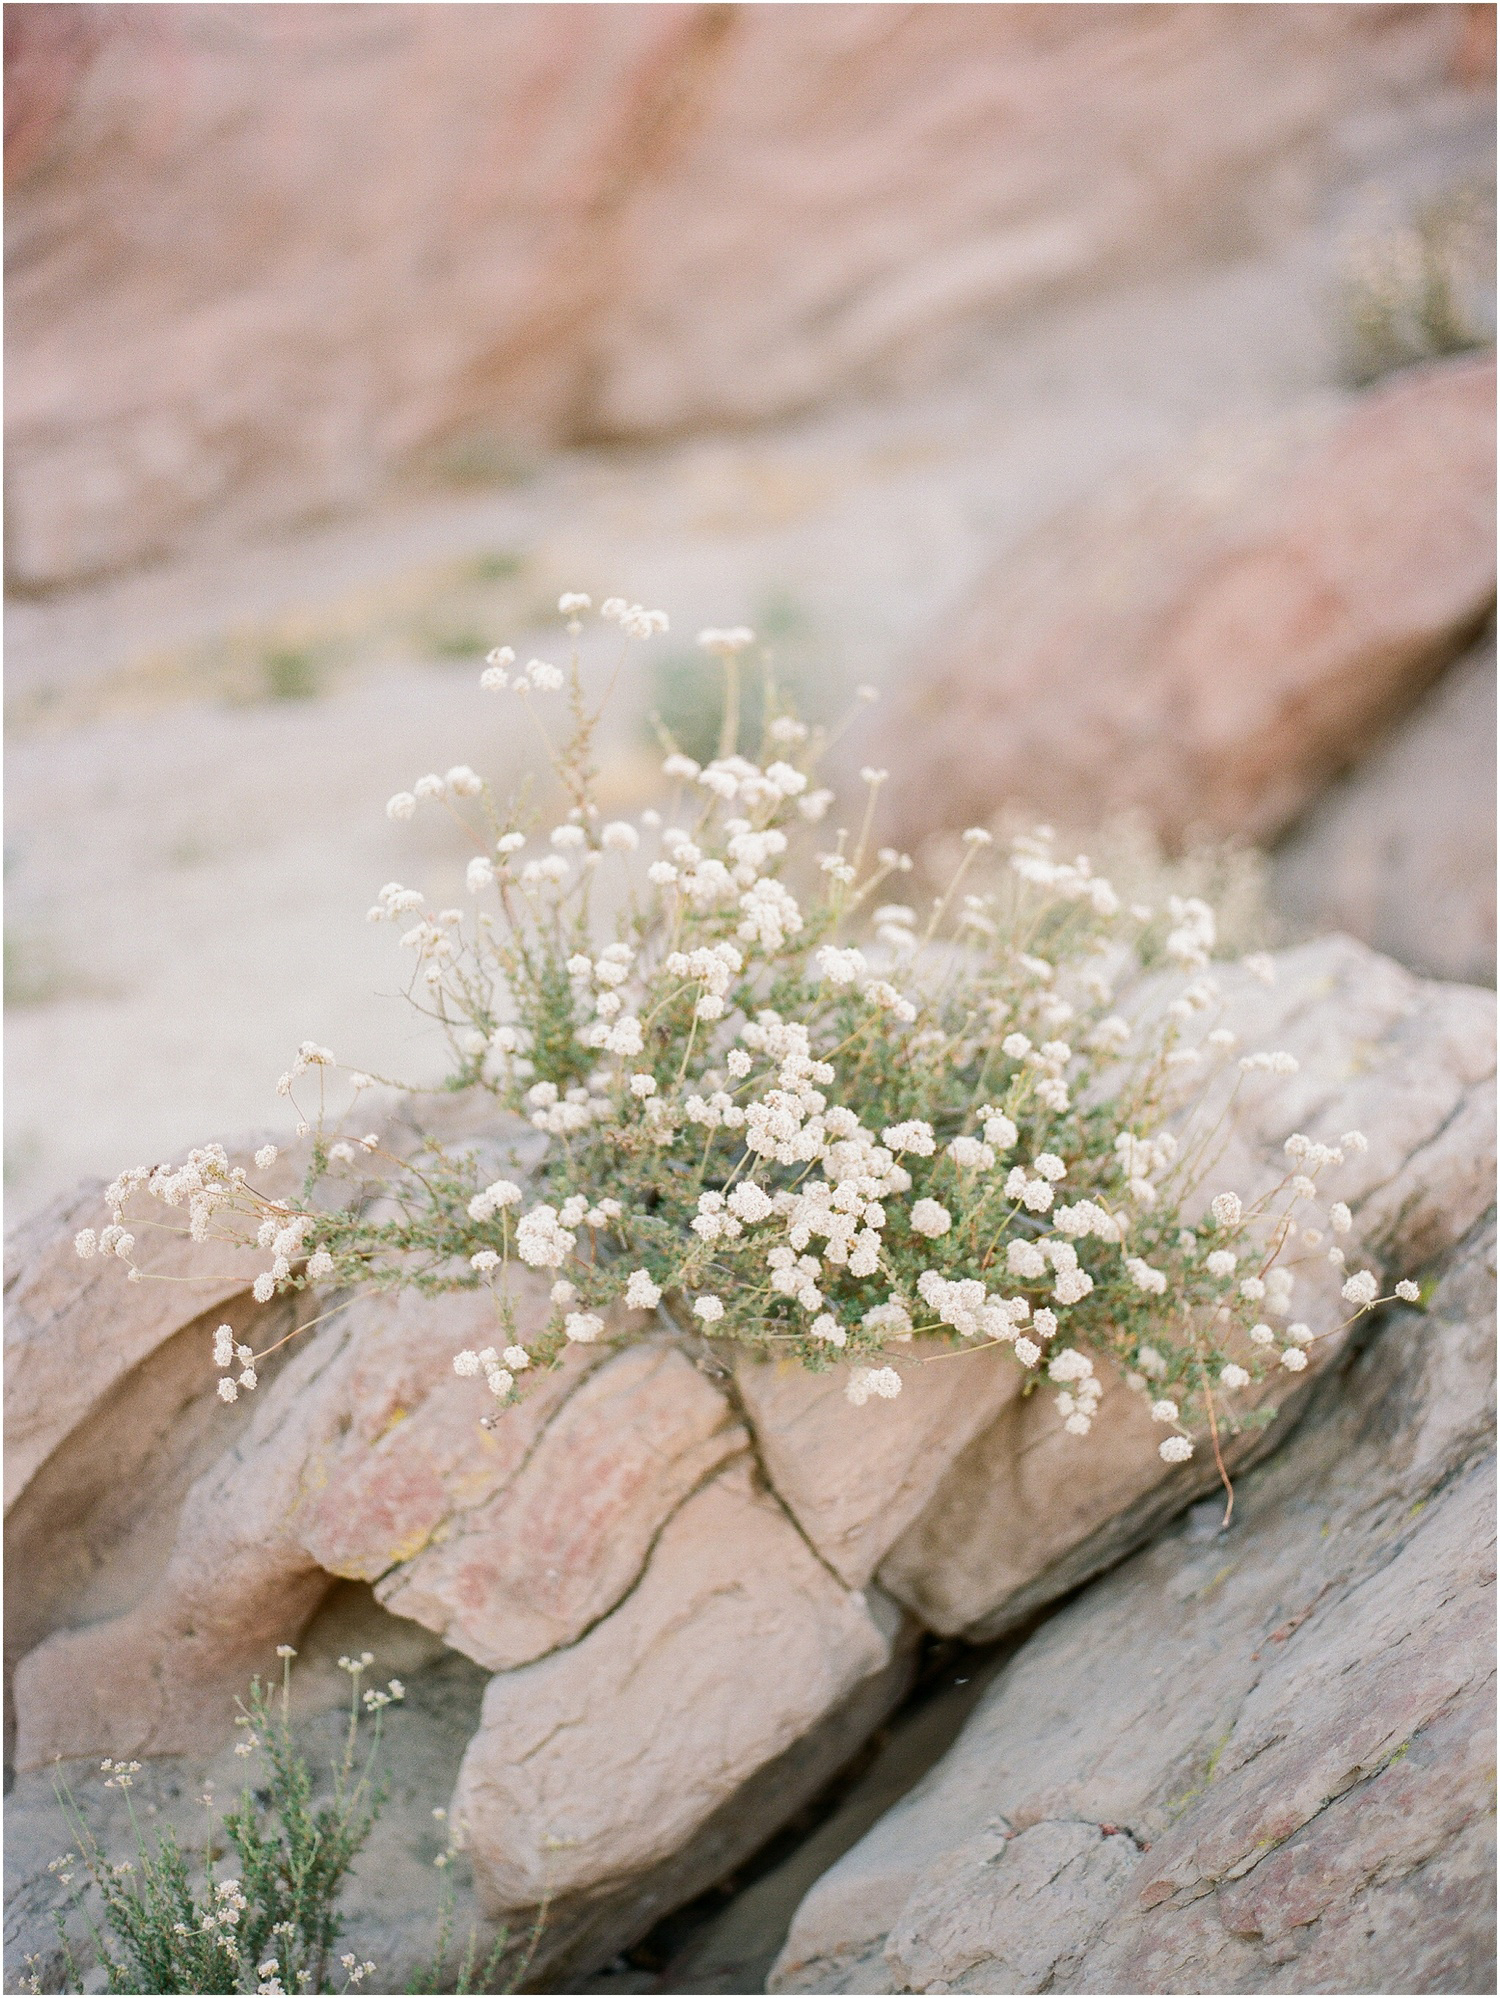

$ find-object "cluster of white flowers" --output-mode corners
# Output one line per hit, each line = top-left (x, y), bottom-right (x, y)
(88, 594), (1425, 1480)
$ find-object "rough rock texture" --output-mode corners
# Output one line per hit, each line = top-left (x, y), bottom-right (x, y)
(11, 1284), (721, 1762)
(771, 1210), (1497, 1995)
(6, 940), (1493, 1988)
(868, 354), (1497, 851)
(1273, 631), (1497, 986)
(877, 933), (1497, 1640)
(453, 1459), (915, 1984)
(5, 5), (1481, 586)
(732, 1337), (1022, 1589)
(3, 1146), (294, 1508)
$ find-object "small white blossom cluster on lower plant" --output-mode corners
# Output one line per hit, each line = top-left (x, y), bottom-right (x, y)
(82, 595), (1424, 1471)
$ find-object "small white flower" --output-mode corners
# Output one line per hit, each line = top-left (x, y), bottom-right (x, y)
(1206, 1250), (1237, 1278)
(845, 1364), (902, 1404)
(693, 1295), (725, 1324)
(1220, 1364), (1250, 1389)
(1341, 1269), (1379, 1308)
(698, 626), (755, 654)
(1280, 1346), (1308, 1372)
(74, 1229), (97, 1259)
(563, 1312), (604, 1344)
(1249, 1322), (1276, 1346)
(1395, 1279), (1421, 1304)
(601, 821), (639, 852)
(625, 1270), (661, 1311)
(1210, 1192), (1241, 1228)
(1150, 1399), (1180, 1424)
(386, 792), (417, 821)
(910, 1199), (952, 1239)
(1159, 1435), (1194, 1464)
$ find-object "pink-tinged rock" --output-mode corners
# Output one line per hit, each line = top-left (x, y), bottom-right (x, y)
(877, 935), (1496, 1640)
(3, 1143), (298, 1510)
(371, 1343), (745, 1669)
(871, 355), (1496, 852)
(8, 1277), (585, 1766)
(454, 1458), (899, 1913)
(6, 6), (1476, 584)
(1272, 634), (1496, 986)
(11, 1315), (349, 1768)
(732, 1338), (1021, 1589)
(289, 1278), (590, 1582)
(8, 1260), (753, 1767)
(772, 1214), (1495, 1997)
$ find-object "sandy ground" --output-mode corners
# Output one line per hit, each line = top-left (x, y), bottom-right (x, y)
(4, 90), (1483, 1227)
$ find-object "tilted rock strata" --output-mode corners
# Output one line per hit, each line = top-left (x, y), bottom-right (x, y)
(878, 933), (1496, 1640)
(6, 6), (1475, 585)
(770, 1214), (1497, 1995)
(5, 940), (1493, 1988)
(870, 355), (1497, 852)
(452, 1458), (901, 1909)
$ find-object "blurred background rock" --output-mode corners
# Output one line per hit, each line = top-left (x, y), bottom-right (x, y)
(5, 1), (1495, 1220)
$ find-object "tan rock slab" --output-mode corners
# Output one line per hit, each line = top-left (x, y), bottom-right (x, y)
(877, 936), (1496, 1640)
(453, 1458), (898, 1912)
(772, 1214), (1495, 1995)
(731, 1337), (1021, 1589)
(872, 355), (1496, 852)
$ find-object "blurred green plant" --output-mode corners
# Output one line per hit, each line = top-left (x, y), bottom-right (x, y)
(647, 588), (821, 763)
(464, 551), (526, 585)
(1340, 177), (1496, 387)
(261, 650), (322, 702)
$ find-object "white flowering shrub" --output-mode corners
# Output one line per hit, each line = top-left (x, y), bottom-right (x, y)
(82, 597), (1421, 1469)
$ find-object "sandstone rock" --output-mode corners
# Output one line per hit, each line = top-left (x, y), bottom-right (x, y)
(365, 1341), (745, 1670)
(3, 1146), (293, 1509)
(870, 355), (1496, 852)
(1272, 632), (1496, 985)
(452, 1457), (908, 1976)
(6, 7), (1477, 586)
(876, 934), (1496, 1641)
(731, 1338), (1021, 1589)
(771, 1210), (1496, 1995)
(12, 1283), (743, 1763)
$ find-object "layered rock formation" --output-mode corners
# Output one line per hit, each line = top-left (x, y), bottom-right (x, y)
(5, 4), (1482, 587)
(867, 353), (1496, 854)
(5, 936), (1493, 1987)
(769, 1217), (1496, 1996)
